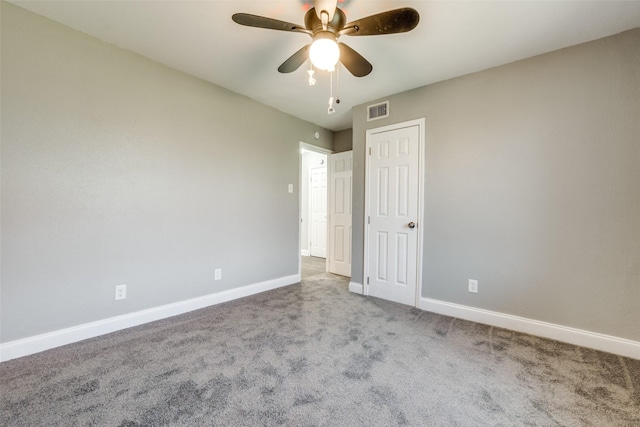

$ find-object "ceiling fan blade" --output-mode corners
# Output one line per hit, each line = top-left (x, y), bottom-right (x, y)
(314, 0), (338, 21)
(278, 45), (310, 73)
(232, 13), (309, 34)
(338, 43), (373, 77)
(342, 8), (419, 36)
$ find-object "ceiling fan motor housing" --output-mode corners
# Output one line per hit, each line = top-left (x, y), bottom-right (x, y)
(304, 8), (346, 34)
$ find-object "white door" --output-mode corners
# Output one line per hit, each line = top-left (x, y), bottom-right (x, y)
(310, 166), (327, 258)
(329, 151), (352, 277)
(366, 123), (421, 306)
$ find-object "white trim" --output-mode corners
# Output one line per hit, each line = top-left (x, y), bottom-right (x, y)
(349, 281), (364, 294)
(420, 297), (640, 360)
(363, 118), (426, 306)
(301, 249), (310, 257)
(415, 120), (426, 307)
(300, 141), (333, 155)
(0, 274), (300, 362)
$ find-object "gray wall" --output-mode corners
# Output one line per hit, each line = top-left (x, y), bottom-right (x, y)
(332, 129), (353, 153)
(352, 28), (640, 341)
(0, 2), (332, 343)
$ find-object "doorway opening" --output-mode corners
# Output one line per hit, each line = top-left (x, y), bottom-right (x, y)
(300, 143), (331, 279)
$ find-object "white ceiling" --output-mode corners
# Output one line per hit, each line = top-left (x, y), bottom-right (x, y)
(10, 1), (640, 131)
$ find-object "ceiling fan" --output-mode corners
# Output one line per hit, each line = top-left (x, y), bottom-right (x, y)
(232, 0), (420, 77)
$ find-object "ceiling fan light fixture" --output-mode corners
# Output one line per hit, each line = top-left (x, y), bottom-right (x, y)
(233, 4), (419, 79)
(309, 32), (340, 72)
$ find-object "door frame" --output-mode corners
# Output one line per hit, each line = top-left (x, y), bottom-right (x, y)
(363, 118), (425, 306)
(299, 142), (333, 277)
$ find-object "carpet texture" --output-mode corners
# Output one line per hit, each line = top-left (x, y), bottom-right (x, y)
(1, 272), (639, 426)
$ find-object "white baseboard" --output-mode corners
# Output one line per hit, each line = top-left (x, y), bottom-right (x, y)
(349, 281), (363, 294)
(301, 250), (310, 256)
(0, 274), (300, 363)
(420, 297), (640, 360)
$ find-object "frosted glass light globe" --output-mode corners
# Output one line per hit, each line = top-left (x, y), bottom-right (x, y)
(309, 37), (340, 72)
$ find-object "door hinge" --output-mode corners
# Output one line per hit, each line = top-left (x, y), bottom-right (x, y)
(368, 216), (370, 224)
(367, 277), (370, 284)
(368, 147), (371, 155)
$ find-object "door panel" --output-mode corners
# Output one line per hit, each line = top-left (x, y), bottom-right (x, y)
(367, 125), (420, 306)
(329, 151), (353, 277)
(378, 168), (389, 216)
(377, 231), (388, 280)
(397, 233), (408, 285)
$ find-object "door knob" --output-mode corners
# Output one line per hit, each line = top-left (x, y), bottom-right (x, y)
(408, 222), (416, 229)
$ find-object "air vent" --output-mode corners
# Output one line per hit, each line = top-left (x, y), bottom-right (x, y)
(367, 101), (389, 121)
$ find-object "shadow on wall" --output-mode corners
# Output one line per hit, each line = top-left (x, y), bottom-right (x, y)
(333, 128), (352, 152)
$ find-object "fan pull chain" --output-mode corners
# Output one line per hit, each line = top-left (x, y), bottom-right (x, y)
(307, 60), (316, 86)
(336, 65), (340, 106)
(328, 71), (335, 114)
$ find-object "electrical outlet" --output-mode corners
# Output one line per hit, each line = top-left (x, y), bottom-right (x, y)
(468, 279), (478, 294)
(115, 284), (127, 300)
(215, 268), (222, 281)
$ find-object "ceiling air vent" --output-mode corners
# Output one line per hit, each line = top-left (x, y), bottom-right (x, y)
(367, 101), (389, 121)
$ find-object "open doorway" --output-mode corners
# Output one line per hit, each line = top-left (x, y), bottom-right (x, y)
(300, 143), (331, 279)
